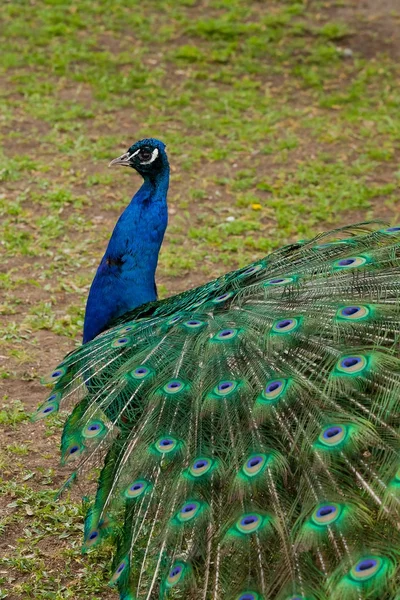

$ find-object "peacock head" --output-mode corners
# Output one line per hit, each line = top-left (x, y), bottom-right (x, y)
(109, 138), (168, 178)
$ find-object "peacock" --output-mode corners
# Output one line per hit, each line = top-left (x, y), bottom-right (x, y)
(35, 138), (400, 600)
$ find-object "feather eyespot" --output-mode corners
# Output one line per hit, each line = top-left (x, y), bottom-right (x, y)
(32, 399), (60, 421)
(41, 366), (67, 384)
(237, 593), (260, 600)
(242, 453), (269, 477)
(131, 365), (152, 379)
(259, 378), (289, 404)
(336, 354), (368, 374)
(50, 368), (65, 379)
(342, 306), (358, 315)
(109, 557), (129, 585)
(166, 562), (186, 587)
(382, 226), (400, 233)
(264, 276), (295, 286)
(45, 392), (60, 403)
(188, 456), (215, 478)
(324, 425), (343, 439)
(317, 425), (348, 448)
(349, 557), (383, 582)
(163, 379), (186, 394)
(264, 379), (285, 398)
(82, 420), (106, 439)
(337, 305), (370, 320)
(111, 336), (130, 348)
(248, 456), (262, 467)
(124, 479), (150, 499)
(89, 530), (98, 540)
(228, 512), (270, 537)
(311, 503), (342, 526)
(169, 565), (182, 579)
(272, 318), (300, 334)
(266, 381), (280, 392)
(167, 315), (181, 325)
(213, 380), (238, 397)
(175, 500), (202, 523)
(193, 459), (208, 469)
(240, 265), (262, 277)
(334, 256), (368, 269)
(213, 328), (239, 341)
(117, 325), (135, 335)
(212, 292), (234, 304)
(183, 319), (205, 329)
(83, 528), (100, 549)
(154, 436), (180, 454)
(236, 513), (262, 534)
(63, 443), (83, 463)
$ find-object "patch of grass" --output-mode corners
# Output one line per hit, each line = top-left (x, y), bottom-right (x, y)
(0, 400), (29, 426)
(0, 481), (112, 598)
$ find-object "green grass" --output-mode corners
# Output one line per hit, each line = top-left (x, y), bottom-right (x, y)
(1, 0), (400, 597)
(0, 480), (112, 599)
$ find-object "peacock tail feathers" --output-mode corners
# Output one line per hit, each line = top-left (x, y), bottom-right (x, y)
(38, 222), (400, 599)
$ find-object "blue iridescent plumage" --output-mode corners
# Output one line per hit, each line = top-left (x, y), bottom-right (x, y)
(37, 139), (400, 599)
(83, 139), (169, 342)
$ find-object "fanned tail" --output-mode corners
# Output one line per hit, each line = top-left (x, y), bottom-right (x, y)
(37, 222), (400, 599)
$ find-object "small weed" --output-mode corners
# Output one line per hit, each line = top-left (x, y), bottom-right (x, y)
(0, 400), (29, 426)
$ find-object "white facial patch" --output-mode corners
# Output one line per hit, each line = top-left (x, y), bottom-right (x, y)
(128, 148), (141, 160)
(140, 148), (159, 165)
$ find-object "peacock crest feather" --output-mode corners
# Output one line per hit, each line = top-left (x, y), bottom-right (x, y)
(36, 139), (400, 599)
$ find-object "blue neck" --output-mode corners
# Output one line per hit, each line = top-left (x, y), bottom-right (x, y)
(83, 168), (169, 343)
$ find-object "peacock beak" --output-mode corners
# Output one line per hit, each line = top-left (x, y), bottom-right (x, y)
(109, 152), (132, 167)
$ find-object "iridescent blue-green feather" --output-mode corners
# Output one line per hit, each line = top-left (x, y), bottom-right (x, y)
(39, 221), (400, 599)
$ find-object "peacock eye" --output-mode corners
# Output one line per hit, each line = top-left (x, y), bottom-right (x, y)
(139, 148), (152, 161)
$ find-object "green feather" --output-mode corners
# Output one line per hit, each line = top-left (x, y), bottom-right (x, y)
(160, 560), (194, 597)
(224, 511), (273, 541)
(329, 555), (397, 600)
(39, 222), (400, 599)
